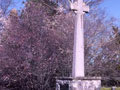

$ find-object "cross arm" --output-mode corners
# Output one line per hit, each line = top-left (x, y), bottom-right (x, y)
(82, 3), (89, 13)
(68, 1), (89, 13)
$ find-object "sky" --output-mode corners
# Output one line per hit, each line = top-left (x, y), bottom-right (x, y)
(10, 0), (26, 10)
(12, 0), (120, 19)
(100, 0), (120, 19)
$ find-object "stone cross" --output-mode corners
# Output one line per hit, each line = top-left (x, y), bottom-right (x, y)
(70, 0), (89, 77)
(56, 1), (101, 90)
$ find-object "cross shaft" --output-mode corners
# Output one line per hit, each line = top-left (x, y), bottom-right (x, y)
(71, 0), (89, 78)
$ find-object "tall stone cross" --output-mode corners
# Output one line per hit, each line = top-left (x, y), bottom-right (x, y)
(56, 1), (101, 90)
(70, 0), (89, 77)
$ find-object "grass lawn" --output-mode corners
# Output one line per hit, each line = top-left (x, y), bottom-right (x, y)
(101, 87), (111, 90)
(116, 87), (120, 90)
(101, 87), (120, 90)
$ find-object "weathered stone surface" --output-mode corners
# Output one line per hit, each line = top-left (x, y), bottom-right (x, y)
(56, 77), (101, 90)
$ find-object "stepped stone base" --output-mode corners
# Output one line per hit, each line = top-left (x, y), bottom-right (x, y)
(56, 77), (101, 90)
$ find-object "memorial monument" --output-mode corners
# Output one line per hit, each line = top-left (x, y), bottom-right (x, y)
(56, 0), (101, 90)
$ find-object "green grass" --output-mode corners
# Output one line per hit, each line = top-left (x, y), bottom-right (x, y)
(116, 87), (120, 90)
(101, 87), (111, 90)
(101, 87), (120, 90)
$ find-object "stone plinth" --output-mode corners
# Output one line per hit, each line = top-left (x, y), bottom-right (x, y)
(56, 77), (101, 90)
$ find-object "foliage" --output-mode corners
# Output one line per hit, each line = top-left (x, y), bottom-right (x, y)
(0, 1), (74, 90)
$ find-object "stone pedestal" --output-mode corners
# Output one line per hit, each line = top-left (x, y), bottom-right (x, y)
(56, 77), (101, 90)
